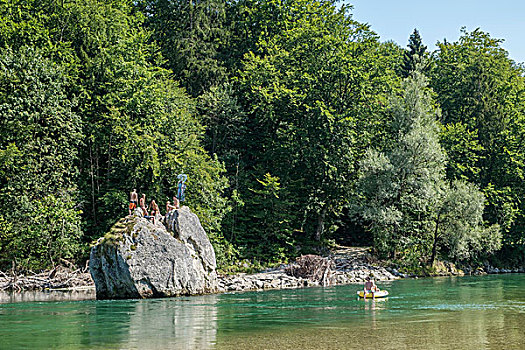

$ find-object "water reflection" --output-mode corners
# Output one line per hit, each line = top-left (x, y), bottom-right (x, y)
(0, 293), (218, 349)
(124, 295), (218, 349)
(362, 298), (388, 329)
(76, 295), (219, 349)
(0, 275), (524, 349)
(0, 289), (95, 303)
(213, 275), (525, 350)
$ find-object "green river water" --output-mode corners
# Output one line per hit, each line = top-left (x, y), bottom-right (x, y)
(1, 274), (524, 349)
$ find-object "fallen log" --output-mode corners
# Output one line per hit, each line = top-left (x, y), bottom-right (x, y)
(285, 255), (335, 286)
(0, 266), (94, 292)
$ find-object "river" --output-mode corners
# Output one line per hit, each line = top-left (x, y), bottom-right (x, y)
(1, 274), (524, 349)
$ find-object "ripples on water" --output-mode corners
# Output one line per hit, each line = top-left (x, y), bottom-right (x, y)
(0, 274), (524, 349)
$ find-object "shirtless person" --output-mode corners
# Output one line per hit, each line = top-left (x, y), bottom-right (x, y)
(149, 199), (160, 224)
(172, 196), (180, 210)
(364, 276), (379, 300)
(167, 196), (179, 212)
(129, 189), (138, 215)
(139, 194), (148, 216)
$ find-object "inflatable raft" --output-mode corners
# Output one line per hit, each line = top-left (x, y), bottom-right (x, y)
(357, 290), (389, 298)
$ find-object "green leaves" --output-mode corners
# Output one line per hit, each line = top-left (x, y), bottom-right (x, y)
(0, 1), (522, 271)
(0, 45), (83, 270)
(435, 180), (501, 262)
(431, 28), (525, 256)
(235, 0), (398, 248)
(138, 0), (229, 97)
(0, 0), (230, 270)
(355, 70), (445, 259)
(355, 68), (503, 266)
(0, 193), (83, 270)
(238, 173), (296, 262)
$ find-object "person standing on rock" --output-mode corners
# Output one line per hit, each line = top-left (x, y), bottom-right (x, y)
(149, 199), (160, 224)
(139, 194), (148, 216)
(176, 174), (187, 202)
(129, 189), (138, 215)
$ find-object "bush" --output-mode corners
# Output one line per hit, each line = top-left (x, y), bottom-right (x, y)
(0, 194), (82, 271)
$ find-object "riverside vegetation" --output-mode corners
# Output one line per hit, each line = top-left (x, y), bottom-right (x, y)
(0, 1), (524, 277)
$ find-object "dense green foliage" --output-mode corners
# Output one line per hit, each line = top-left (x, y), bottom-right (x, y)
(0, 0), (229, 270)
(137, 0), (229, 97)
(430, 28), (525, 266)
(355, 70), (501, 268)
(0, 1), (523, 271)
(355, 70), (446, 261)
(231, 0), (400, 261)
(0, 46), (83, 269)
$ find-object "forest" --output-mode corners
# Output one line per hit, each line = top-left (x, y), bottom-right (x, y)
(0, 0), (523, 273)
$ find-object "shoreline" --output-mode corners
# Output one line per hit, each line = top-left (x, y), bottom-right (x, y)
(0, 266), (93, 293)
(1, 268), (523, 300)
(1, 247), (523, 295)
(217, 248), (398, 293)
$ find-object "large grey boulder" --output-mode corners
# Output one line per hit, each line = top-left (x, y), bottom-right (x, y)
(89, 206), (217, 299)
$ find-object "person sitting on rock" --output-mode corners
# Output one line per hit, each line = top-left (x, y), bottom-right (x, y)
(166, 197), (179, 213)
(129, 189), (138, 215)
(172, 196), (180, 210)
(149, 199), (160, 224)
(363, 276), (379, 300)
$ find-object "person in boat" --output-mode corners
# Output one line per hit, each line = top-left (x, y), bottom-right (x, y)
(363, 276), (379, 300)
(129, 189), (138, 215)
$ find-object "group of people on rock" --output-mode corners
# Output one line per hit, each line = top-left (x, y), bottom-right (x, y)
(128, 189), (180, 224)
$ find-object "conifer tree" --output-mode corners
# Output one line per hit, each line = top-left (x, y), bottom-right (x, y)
(400, 29), (428, 78)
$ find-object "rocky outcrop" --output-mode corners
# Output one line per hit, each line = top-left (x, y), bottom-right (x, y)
(89, 207), (217, 299)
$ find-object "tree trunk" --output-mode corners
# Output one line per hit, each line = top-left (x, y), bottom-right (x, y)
(429, 213), (441, 266)
(89, 144), (97, 226)
(314, 207), (327, 241)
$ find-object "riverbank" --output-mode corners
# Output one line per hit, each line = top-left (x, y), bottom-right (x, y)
(2, 246), (523, 294)
(217, 247), (397, 293)
(0, 247), (394, 293)
(216, 246), (524, 293)
(0, 266), (94, 293)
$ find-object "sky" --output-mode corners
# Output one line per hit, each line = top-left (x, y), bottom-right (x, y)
(346, 0), (525, 63)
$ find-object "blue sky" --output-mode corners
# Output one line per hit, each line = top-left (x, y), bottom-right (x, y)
(346, 0), (525, 63)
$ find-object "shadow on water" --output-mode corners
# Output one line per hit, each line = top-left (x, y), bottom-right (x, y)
(0, 274), (524, 349)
